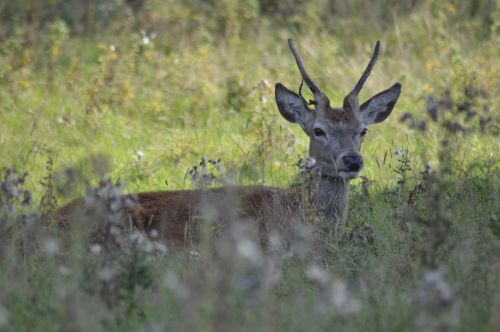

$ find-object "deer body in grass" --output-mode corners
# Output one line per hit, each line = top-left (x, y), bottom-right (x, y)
(57, 39), (401, 247)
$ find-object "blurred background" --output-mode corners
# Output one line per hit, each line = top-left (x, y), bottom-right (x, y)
(0, 0), (497, 193)
(0, 2), (499, 331)
(1, 0), (496, 41)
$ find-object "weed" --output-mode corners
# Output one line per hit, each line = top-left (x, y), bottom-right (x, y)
(0, 1), (498, 331)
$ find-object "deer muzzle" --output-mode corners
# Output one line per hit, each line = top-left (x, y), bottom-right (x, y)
(337, 154), (364, 179)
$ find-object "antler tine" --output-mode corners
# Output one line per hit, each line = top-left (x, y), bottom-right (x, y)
(288, 38), (320, 95)
(351, 40), (380, 96)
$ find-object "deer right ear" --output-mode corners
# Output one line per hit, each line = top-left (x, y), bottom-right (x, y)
(359, 83), (401, 125)
(275, 83), (313, 128)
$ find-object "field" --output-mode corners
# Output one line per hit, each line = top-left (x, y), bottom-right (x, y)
(0, 1), (499, 331)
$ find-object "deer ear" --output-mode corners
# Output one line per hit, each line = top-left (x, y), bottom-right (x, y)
(359, 83), (401, 125)
(275, 83), (313, 128)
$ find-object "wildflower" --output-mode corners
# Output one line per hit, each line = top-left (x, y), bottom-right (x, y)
(215, 158), (223, 172)
(42, 238), (59, 255)
(136, 150), (145, 160)
(479, 116), (492, 134)
(351, 223), (375, 245)
(97, 267), (115, 282)
(109, 44), (116, 52)
(442, 121), (469, 135)
(163, 271), (189, 299)
(109, 226), (120, 236)
(59, 265), (71, 276)
(415, 269), (459, 331)
(298, 156), (316, 173)
(399, 112), (416, 128)
(418, 270), (453, 310)
(426, 96), (438, 121)
(417, 120), (427, 131)
(129, 231), (153, 253)
(306, 264), (361, 316)
(89, 244), (102, 255)
(185, 156), (221, 188)
(150, 229), (159, 238)
(237, 239), (263, 265)
(21, 190), (32, 205)
(394, 149), (402, 157)
(329, 280), (361, 315)
(268, 231), (282, 252)
(153, 242), (167, 255)
(306, 264), (330, 285)
(0, 303), (8, 329)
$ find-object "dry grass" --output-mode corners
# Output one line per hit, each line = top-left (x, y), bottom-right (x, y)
(0, 1), (499, 331)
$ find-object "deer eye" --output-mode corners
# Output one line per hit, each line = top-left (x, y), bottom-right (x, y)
(360, 128), (368, 137)
(313, 128), (326, 137)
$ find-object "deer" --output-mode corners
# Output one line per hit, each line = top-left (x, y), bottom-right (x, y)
(56, 39), (401, 248)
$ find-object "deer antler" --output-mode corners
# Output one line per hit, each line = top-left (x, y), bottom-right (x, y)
(352, 41), (380, 95)
(288, 39), (321, 96)
(344, 41), (380, 110)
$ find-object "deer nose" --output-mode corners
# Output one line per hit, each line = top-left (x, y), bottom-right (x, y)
(342, 155), (364, 172)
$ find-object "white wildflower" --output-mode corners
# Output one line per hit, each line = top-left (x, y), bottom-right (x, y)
(307, 265), (361, 316)
(330, 280), (361, 315)
(150, 229), (159, 238)
(418, 270), (453, 309)
(135, 150), (145, 160)
(153, 242), (167, 255)
(415, 269), (459, 331)
(306, 264), (330, 285)
(299, 156), (316, 173)
(98, 267), (115, 282)
(59, 265), (72, 276)
(109, 226), (120, 236)
(89, 244), (102, 255)
(268, 231), (282, 252)
(42, 238), (59, 255)
(237, 239), (263, 265)
(163, 271), (189, 299)
(0, 303), (8, 328)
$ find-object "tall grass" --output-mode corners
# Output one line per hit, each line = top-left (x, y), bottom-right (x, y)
(0, 0), (498, 331)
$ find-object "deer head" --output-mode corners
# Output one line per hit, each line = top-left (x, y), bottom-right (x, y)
(275, 39), (401, 180)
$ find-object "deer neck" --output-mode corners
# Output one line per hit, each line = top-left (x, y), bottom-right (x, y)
(310, 174), (350, 230)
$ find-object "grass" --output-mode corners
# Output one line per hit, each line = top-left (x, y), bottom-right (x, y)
(0, 0), (499, 331)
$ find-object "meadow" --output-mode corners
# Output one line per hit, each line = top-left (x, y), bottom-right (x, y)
(0, 1), (499, 331)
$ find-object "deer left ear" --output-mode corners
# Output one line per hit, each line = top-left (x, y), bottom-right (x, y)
(275, 83), (313, 128)
(359, 83), (401, 125)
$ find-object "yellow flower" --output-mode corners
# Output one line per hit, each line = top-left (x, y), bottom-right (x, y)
(422, 84), (432, 94)
(425, 60), (440, 72)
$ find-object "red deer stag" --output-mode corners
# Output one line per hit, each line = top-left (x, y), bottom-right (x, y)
(57, 39), (401, 247)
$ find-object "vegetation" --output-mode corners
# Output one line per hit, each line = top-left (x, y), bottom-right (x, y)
(0, 0), (498, 330)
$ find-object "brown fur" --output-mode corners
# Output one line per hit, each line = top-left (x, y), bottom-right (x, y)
(55, 186), (300, 247)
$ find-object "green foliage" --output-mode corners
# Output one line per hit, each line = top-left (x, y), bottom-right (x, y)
(0, 0), (499, 331)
